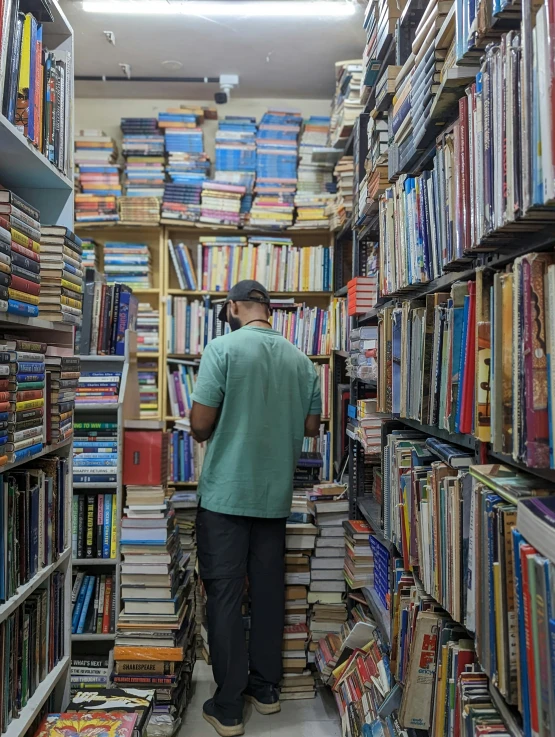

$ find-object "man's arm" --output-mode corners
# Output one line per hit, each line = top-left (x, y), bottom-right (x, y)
(305, 364), (322, 437)
(304, 414), (321, 437)
(190, 402), (219, 442)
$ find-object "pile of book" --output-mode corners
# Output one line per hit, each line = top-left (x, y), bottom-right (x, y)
(138, 363), (159, 418)
(307, 484), (348, 654)
(74, 132), (120, 223)
(0, 338), (46, 463)
(76, 371), (121, 407)
(361, 0), (401, 93)
(348, 325), (378, 385)
(166, 361), (197, 417)
(167, 297), (224, 356)
(81, 240), (98, 269)
(1, 10), (71, 175)
(118, 195), (161, 225)
(0, 458), (69, 603)
(327, 155), (354, 231)
(39, 226), (84, 323)
(214, 116), (257, 225)
(347, 398), (381, 455)
(72, 492), (117, 559)
(73, 421), (118, 487)
(347, 275), (378, 315)
(328, 61), (364, 146)
(103, 241), (152, 290)
(169, 424), (205, 482)
(115, 484), (196, 734)
(120, 117), (165, 224)
(281, 625), (315, 700)
(169, 490), (199, 572)
(44, 354), (80, 444)
(251, 109), (302, 229)
(270, 303), (331, 355)
(70, 653), (112, 693)
(293, 116), (334, 229)
(71, 571), (116, 635)
(343, 519), (374, 590)
(200, 180), (245, 226)
(136, 302), (159, 355)
(356, 116), (388, 228)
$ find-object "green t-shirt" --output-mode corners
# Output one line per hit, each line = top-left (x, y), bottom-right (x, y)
(191, 326), (322, 518)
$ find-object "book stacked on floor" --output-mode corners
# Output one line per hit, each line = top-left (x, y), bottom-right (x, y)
(76, 371), (121, 407)
(103, 242), (152, 291)
(0, 191), (41, 318)
(39, 226), (84, 323)
(72, 492), (117, 559)
(328, 61), (363, 146)
(115, 490), (196, 734)
(70, 653), (112, 693)
(251, 109), (302, 229)
(44, 354), (80, 443)
(200, 181), (245, 226)
(0, 338), (46, 463)
(343, 519), (374, 590)
(1, 10), (71, 175)
(169, 424), (205, 483)
(138, 362), (159, 418)
(0, 457), (69, 603)
(281, 625), (316, 700)
(79, 272), (138, 356)
(71, 571), (116, 635)
(136, 302), (159, 355)
(270, 303), (331, 355)
(0, 570), (65, 733)
(169, 490), (199, 572)
(308, 485), (349, 654)
(65, 687), (155, 732)
(215, 116), (257, 226)
(73, 422), (118, 484)
(35, 712), (139, 736)
(293, 116), (333, 229)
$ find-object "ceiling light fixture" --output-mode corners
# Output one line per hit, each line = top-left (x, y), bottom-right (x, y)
(82, 1), (356, 18)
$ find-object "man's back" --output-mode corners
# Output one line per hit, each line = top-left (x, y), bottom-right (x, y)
(191, 326), (321, 518)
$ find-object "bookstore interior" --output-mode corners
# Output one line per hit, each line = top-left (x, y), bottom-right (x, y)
(3, 0), (555, 735)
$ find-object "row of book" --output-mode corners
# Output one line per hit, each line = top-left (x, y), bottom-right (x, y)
(72, 423), (118, 484)
(169, 236), (334, 293)
(169, 425), (206, 483)
(71, 572), (116, 635)
(71, 493), (117, 560)
(0, 5), (71, 176)
(0, 571), (66, 735)
(0, 458), (69, 603)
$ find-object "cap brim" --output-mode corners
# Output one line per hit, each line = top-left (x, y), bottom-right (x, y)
(218, 301), (230, 322)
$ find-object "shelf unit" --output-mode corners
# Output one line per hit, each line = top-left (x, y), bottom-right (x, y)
(71, 331), (140, 647)
(0, 2), (76, 732)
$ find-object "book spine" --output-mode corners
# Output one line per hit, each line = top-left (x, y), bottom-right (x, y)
(85, 495), (95, 558)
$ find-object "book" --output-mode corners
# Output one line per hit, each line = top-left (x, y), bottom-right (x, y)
(35, 712), (138, 737)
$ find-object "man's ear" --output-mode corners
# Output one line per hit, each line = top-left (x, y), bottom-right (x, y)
(229, 300), (239, 317)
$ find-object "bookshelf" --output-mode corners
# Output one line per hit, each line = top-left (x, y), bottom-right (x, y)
(71, 331), (139, 646)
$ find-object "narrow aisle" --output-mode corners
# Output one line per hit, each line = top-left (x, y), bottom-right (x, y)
(180, 662), (341, 737)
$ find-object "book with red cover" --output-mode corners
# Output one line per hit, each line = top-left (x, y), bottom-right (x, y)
(123, 430), (169, 486)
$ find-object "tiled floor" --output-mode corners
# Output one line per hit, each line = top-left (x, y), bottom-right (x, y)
(179, 661), (342, 737)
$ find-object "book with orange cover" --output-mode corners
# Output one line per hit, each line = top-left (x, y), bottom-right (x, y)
(35, 712), (138, 737)
(113, 646), (184, 661)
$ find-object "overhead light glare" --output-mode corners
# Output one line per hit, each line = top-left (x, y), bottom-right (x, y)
(82, 1), (356, 18)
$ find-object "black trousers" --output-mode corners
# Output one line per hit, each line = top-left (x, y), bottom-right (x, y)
(196, 505), (286, 720)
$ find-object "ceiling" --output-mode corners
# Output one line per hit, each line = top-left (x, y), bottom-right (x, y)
(62, 0), (365, 100)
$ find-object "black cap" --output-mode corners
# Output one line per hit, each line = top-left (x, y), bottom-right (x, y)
(218, 279), (271, 323)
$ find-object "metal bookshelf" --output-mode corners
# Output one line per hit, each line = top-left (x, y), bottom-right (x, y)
(71, 331), (140, 645)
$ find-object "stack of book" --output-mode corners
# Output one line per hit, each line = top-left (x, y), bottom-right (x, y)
(73, 422), (118, 484)
(0, 191), (40, 318)
(281, 625), (315, 700)
(169, 490), (199, 572)
(327, 157), (354, 231)
(343, 519), (374, 590)
(307, 484), (349, 650)
(361, 0), (402, 92)
(200, 180), (245, 226)
(103, 242), (152, 290)
(72, 492), (117, 559)
(138, 363), (159, 418)
(75, 192), (119, 223)
(328, 61), (364, 146)
(166, 361), (198, 417)
(115, 488), (196, 733)
(270, 303), (331, 355)
(348, 325), (378, 385)
(81, 240), (98, 269)
(76, 372), (121, 408)
(71, 571), (116, 635)
(169, 423), (206, 482)
(214, 116), (257, 225)
(39, 226), (84, 323)
(120, 117), (165, 224)
(74, 130), (121, 222)
(44, 354), (80, 444)
(356, 117), (388, 227)
(70, 653), (111, 693)
(347, 276), (378, 315)
(293, 116), (334, 230)
(136, 302), (159, 355)
(251, 109), (302, 229)
(121, 118), (165, 158)
(348, 398), (381, 455)
(284, 522), (316, 627)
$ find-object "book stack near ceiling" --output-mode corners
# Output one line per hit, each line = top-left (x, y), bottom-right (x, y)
(74, 131), (121, 224)
(251, 109), (302, 229)
(39, 226), (84, 324)
(103, 242), (152, 291)
(327, 156), (354, 231)
(214, 116), (257, 226)
(200, 181), (246, 227)
(120, 117), (164, 224)
(328, 61), (364, 147)
(293, 116), (334, 230)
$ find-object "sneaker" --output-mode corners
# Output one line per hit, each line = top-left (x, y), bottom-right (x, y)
(202, 699), (245, 737)
(244, 685), (281, 715)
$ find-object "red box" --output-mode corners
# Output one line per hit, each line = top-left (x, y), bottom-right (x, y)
(123, 430), (169, 486)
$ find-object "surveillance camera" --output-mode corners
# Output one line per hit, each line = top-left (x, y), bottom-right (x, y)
(215, 74), (239, 104)
(214, 90), (228, 105)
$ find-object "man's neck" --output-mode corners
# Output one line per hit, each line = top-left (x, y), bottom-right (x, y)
(243, 318), (272, 329)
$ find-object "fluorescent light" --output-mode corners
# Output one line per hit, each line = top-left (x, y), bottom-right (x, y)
(82, 1), (356, 17)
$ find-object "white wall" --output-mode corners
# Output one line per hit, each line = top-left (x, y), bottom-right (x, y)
(75, 97), (332, 159)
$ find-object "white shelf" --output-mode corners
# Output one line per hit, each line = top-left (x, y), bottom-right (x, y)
(0, 437), (73, 476)
(0, 548), (71, 624)
(3, 656), (70, 737)
(73, 482), (118, 490)
(73, 558), (117, 566)
(78, 355), (126, 362)
(75, 403), (121, 411)
(0, 312), (74, 333)
(71, 633), (116, 641)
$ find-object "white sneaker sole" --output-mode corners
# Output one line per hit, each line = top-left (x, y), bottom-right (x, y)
(244, 694), (281, 715)
(203, 711), (245, 736)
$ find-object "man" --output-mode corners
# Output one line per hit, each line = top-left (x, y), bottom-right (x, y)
(190, 279), (321, 737)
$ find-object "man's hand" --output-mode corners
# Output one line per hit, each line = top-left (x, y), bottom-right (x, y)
(190, 401), (219, 442)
